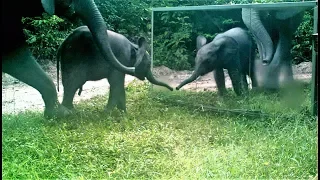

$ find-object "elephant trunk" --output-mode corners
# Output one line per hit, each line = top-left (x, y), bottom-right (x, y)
(73, 0), (135, 76)
(146, 70), (174, 91)
(176, 71), (200, 90)
(242, 8), (274, 65)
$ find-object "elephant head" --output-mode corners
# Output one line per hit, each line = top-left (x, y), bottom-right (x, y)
(176, 35), (239, 90)
(133, 37), (174, 91)
(241, 7), (308, 65)
(41, 0), (143, 77)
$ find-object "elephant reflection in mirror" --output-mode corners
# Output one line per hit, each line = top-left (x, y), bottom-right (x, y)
(2, 0), (142, 119)
(57, 26), (173, 112)
(242, 7), (309, 89)
(176, 27), (257, 96)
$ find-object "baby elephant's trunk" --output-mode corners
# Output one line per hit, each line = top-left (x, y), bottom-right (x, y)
(176, 71), (199, 90)
(146, 70), (173, 91)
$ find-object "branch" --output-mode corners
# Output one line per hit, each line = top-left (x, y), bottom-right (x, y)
(154, 97), (270, 118)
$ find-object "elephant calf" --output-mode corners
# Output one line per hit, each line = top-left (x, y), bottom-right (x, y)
(176, 27), (257, 96)
(57, 26), (173, 112)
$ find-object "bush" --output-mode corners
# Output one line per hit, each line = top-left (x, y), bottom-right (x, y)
(153, 12), (193, 70)
(21, 0), (314, 69)
(22, 13), (75, 61)
(291, 11), (315, 64)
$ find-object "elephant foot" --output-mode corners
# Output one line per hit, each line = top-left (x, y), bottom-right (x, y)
(62, 103), (75, 111)
(217, 89), (227, 96)
(44, 103), (72, 119)
(104, 105), (126, 116)
(105, 107), (126, 114)
(251, 87), (265, 93)
(218, 92), (225, 96)
(239, 91), (249, 97)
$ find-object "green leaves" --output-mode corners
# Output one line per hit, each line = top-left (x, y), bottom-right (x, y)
(20, 0), (313, 69)
(22, 13), (74, 61)
(292, 11), (314, 64)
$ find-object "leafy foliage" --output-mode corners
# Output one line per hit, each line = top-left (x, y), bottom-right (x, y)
(95, 0), (151, 42)
(292, 10), (315, 64)
(153, 12), (193, 70)
(22, 13), (76, 61)
(21, 0), (315, 69)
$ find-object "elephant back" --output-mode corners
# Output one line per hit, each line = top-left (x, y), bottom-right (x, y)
(221, 28), (254, 55)
(219, 27), (255, 73)
(61, 26), (132, 66)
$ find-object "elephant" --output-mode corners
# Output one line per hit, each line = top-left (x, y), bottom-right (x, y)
(176, 27), (257, 96)
(56, 26), (173, 112)
(2, 0), (143, 119)
(242, 7), (309, 89)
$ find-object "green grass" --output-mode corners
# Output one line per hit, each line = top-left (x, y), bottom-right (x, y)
(2, 81), (317, 179)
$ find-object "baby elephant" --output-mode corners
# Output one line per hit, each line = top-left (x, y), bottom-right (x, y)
(57, 26), (173, 112)
(176, 27), (257, 96)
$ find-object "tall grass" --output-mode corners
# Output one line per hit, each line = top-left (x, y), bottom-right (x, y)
(2, 81), (317, 179)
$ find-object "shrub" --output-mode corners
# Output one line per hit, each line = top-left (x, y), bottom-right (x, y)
(22, 13), (75, 62)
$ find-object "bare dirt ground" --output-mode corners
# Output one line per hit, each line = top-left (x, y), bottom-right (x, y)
(2, 61), (313, 115)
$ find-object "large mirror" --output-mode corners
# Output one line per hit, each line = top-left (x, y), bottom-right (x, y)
(151, 2), (317, 116)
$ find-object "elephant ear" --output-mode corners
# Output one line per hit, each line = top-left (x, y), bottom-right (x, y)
(134, 37), (148, 67)
(213, 37), (238, 54)
(196, 35), (207, 50)
(133, 37), (149, 80)
(41, 0), (55, 15)
(217, 37), (239, 66)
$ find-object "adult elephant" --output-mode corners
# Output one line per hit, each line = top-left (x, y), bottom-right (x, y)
(242, 7), (309, 89)
(2, 0), (141, 118)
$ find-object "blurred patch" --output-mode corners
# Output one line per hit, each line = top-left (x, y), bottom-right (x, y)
(279, 80), (307, 110)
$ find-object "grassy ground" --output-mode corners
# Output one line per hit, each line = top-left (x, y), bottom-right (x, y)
(2, 80), (317, 179)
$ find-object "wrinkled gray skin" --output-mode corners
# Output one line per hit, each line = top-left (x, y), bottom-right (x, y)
(2, 0), (140, 119)
(176, 27), (257, 96)
(57, 26), (173, 112)
(242, 7), (308, 90)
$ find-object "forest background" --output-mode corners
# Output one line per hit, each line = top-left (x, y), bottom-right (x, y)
(22, 0), (316, 70)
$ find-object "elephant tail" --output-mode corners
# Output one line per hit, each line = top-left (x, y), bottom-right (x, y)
(78, 86), (83, 96)
(56, 37), (69, 92)
(56, 43), (63, 92)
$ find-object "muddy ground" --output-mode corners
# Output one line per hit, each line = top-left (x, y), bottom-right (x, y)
(2, 61), (313, 114)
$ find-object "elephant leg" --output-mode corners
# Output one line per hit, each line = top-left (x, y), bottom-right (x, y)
(228, 68), (243, 96)
(213, 69), (227, 96)
(266, 30), (293, 89)
(242, 74), (249, 93)
(278, 30), (294, 86)
(61, 81), (84, 110)
(250, 73), (259, 89)
(279, 60), (294, 88)
(61, 67), (87, 110)
(2, 46), (70, 118)
(248, 58), (258, 89)
(265, 66), (280, 90)
(106, 71), (126, 112)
